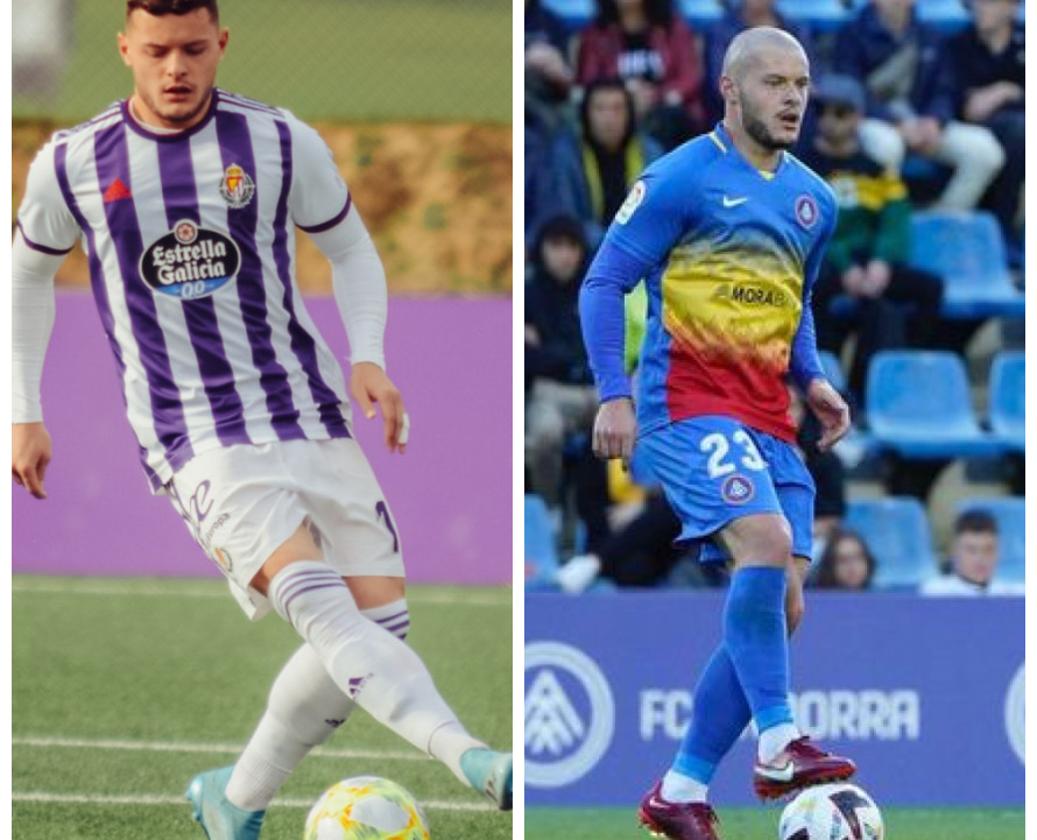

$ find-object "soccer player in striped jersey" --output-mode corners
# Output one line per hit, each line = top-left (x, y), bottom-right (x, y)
(580, 28), (854, 840)
(11, 1), (511, 836)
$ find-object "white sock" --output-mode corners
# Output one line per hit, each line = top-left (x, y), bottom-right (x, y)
(268, 561), (485, 785)
(660, 769), (708, 803)
(758, 722), (801, 764)
(225, 598), (412, 811)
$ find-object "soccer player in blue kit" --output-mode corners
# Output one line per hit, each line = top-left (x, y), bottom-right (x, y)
(580, 27), (855, 840)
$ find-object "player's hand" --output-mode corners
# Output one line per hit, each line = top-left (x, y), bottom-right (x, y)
(592, 397), (637, 463)
(13, 422), (52, 499)
(350, 362), (408, 454)
(806, 379), (850, 453)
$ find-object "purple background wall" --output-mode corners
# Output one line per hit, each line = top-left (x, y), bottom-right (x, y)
(526, 592), (1025, 807)
(13, 292), (511, 584)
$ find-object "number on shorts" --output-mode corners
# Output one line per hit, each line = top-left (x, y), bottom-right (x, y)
(375, 501), (399, 553)
(700, 430), (767, 478)
(732, 429), (766, 470)
(700, 433), (735, 478)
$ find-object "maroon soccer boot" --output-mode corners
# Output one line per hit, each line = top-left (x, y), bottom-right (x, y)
(637, 781), (722, 840)
(753, 736), (856, 800)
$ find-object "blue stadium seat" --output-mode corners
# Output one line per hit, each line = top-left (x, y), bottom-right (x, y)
(865, 351), (1003, 458)
(956, 497), (1025, 585)
(845, 497), (936, 589)
(989, 351), (1024, 452)
(677, 0), (724, 25)
(541, 0), (595, 33)
(525, 493), (560, 589)
(915, 0), (970, 32)
(818, 350), (847, 394)
(777, 0), (850, 31)
(908, 211), (1024, 319)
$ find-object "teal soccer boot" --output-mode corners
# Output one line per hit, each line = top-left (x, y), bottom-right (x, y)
(460, 748), (513, 811)
(185, 766), (266, 839)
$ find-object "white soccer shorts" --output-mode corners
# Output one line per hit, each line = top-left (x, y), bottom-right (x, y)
(167, 438), (405, 620)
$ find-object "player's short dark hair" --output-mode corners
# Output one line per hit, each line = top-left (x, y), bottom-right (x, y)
(126, 0), (219, 23)
(954, 509), (998, 536)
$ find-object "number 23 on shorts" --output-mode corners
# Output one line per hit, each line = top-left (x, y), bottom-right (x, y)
(699, 429), (768, 479)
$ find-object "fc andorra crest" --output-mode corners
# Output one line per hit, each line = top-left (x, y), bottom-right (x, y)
(220, 163), (255, 209)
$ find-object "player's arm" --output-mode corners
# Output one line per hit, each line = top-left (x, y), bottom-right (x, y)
(790, 200), (849, 452)
(579, 168), (689, 460)
(13, 139), (80, 499)
(286, 116), (405, 453)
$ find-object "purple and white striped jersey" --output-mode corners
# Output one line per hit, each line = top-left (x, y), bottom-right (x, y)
(17, 89), (359, 490)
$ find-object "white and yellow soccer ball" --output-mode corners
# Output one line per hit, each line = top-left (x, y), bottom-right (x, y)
(779, 783), (884, 840)
(303, 776), (430, 840)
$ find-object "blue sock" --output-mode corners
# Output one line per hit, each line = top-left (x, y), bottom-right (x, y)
(672, 644), (751, 784)
(724, 566), (793, 733)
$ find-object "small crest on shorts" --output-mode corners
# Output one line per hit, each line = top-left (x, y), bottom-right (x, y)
(721, 474), (755, 505)
(212, 546), (233, 573)
(219, 163), (255, 209)
(794, 194), (819, 230)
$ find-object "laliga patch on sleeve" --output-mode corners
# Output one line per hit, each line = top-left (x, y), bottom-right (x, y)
(615, 180), (646, 225)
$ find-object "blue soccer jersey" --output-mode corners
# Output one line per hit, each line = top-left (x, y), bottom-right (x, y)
(580, 122), (837, 442)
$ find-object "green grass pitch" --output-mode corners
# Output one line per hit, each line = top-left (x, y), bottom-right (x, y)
(13, 575), (512, 840)
(526, 806), (1026, 839)
(13, 0), (510, 124)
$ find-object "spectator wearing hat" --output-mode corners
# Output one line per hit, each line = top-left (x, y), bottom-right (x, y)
(834, 0), (1004, 210)
(921, 509), (1023, 595)
(575, 0), (706, 149)
(948, 0), (1024, 254)
(550, 78), (664, 248)
(801, 74), (943, 402)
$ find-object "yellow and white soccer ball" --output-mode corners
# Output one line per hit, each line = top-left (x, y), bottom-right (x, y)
(303, 776), (430, 840)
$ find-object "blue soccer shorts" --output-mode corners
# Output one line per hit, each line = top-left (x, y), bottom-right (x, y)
(636, 415), (815, 563)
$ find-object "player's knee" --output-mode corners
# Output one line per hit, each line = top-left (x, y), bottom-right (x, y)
(732, 516), (792, 567)
(349, 576), (406, 609)
(251, 523), (325, 595)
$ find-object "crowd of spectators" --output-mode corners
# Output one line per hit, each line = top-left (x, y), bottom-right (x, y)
(525, 0), (1024, 594)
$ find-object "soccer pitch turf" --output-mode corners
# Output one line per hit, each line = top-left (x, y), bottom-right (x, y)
(13, 575), (513, 840)
(526, 806), (1026, 839)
